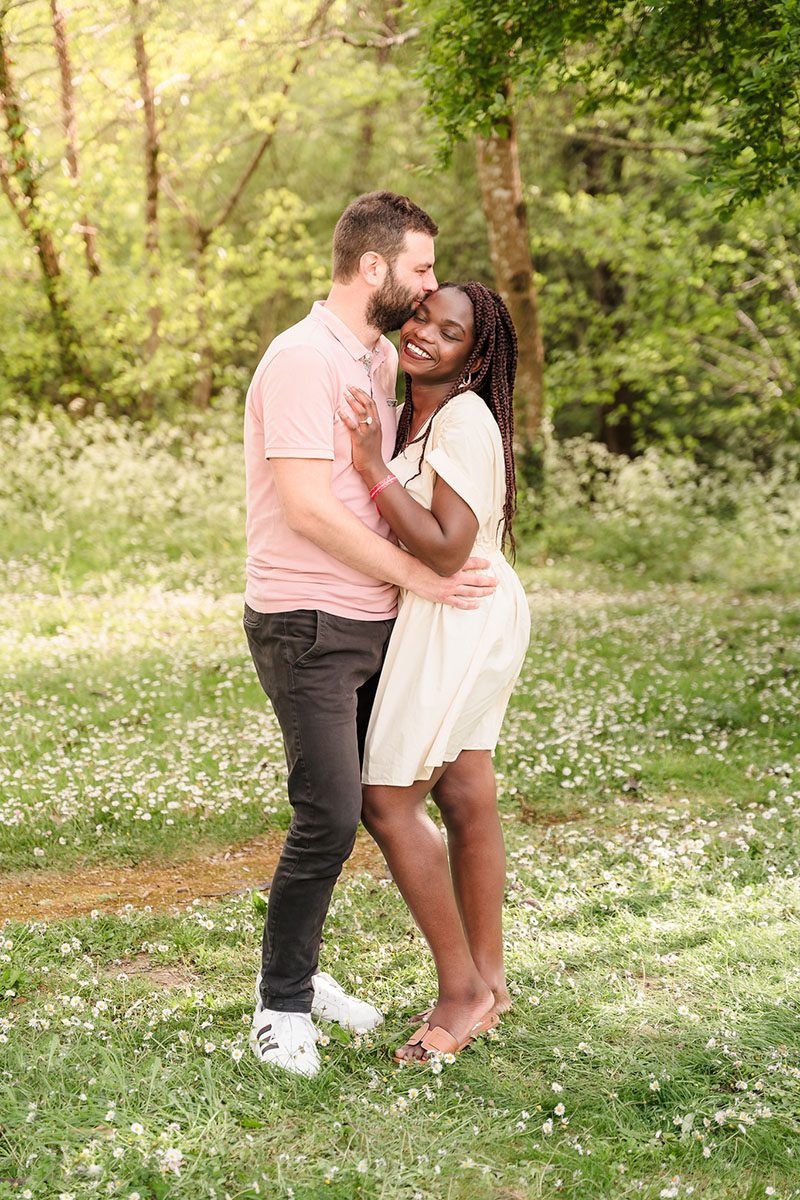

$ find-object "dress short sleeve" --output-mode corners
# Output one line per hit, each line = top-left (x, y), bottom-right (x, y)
(257, 345), (336, 461)
(425, 395), (498, 527)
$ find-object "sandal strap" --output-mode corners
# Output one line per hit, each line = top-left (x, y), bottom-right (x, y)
(406, 1022), (430, 1047)
(420, 1026), (459, 1055)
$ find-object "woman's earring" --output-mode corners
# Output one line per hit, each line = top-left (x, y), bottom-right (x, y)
(459, 370), (473, 391)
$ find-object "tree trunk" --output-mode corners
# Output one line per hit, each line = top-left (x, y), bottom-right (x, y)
(49, 0), (100, 277)
(350, 0), (401, 192)
(600, 385), (636, 456)
(191, 230), (214, 409)
(130, 0), (160, 366)
(476, 99), (544, 451)
(0, 18), (93, 400)
(351, 100), (378, 195)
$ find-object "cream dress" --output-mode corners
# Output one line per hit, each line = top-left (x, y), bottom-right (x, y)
(362, 390), (531, 787)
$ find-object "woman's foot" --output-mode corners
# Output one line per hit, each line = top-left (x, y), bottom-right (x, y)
(396, 984), (495, 1062)
(410, 982), (511, 1024)
(489, 984), (512, 1015)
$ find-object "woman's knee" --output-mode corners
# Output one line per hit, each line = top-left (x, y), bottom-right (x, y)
(362, 786), (422, 838)
(361, 788), (395, 835)
(435, 772), (497, 834)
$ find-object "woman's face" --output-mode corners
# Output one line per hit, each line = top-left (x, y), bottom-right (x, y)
(398, 287), (475, 384)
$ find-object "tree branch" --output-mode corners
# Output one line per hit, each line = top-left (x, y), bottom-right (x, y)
(559, 126), (708, 156)
(207, 0), (337, 235)
(293, 25), (419, 51)
(734, 306), (789, 386)
(0, 151), (28, 227)
(161, 173), (201, 238)
(49, 0), (100, 275)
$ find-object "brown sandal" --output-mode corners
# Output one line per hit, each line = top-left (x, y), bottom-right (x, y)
(394, 1009), (499, 1064)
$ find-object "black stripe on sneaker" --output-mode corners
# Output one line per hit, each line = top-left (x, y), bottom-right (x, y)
(256, 1022), (279, 1052)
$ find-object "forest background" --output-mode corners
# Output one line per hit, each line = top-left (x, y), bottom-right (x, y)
(2, 0), (799, 462)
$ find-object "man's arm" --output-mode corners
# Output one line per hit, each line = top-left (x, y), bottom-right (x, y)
(271, 459), (496, 608)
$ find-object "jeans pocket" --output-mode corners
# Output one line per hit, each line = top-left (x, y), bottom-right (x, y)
(284, 610), (327, 667)
(243, 603), (263, 630)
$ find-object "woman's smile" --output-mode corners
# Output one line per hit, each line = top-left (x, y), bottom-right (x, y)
(401, 337), (436, 363)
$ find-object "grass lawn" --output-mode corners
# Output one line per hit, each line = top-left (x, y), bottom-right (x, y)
(1, 429), (799, 1200)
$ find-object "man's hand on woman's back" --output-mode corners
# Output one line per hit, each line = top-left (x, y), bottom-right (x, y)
(406, 556), (498, 610)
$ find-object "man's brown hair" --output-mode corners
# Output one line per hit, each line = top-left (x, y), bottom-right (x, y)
(332, 191), (438, 283)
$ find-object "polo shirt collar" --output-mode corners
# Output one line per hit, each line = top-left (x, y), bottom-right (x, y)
(310, 300), (386, 368)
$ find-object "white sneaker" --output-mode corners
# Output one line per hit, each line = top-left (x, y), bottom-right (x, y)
(255, 970), (383, 1034)
(311, 971), (384, 1033)
(249, 1004), (321, 1077)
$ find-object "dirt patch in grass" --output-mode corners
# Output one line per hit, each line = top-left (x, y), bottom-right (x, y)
(0, 830), (386, 924)
(101, 952), (201, 990)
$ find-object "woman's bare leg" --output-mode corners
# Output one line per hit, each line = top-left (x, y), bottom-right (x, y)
(432, 750), (511, 1013)
(362, 776), (494, 1059)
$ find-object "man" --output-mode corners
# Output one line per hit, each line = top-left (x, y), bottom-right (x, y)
(243, 191), (496, 1076)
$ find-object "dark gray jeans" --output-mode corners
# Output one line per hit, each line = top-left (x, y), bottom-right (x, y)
(243, 605), (393, 1013)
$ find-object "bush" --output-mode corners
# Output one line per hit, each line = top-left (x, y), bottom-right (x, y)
(2, 412), (798, 595)
(0, 404), (245, 589)
(517, 435), (800, 590)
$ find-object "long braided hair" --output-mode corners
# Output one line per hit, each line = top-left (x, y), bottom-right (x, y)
(394, 281), (519, 557)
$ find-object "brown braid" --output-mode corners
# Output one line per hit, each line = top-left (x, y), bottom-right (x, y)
(393, 282), (519, 558)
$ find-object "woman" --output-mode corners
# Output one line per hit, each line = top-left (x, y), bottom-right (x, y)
(340, 282), (530, 1063)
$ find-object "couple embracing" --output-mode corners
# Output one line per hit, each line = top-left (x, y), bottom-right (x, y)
(242, 191), (530, 1075)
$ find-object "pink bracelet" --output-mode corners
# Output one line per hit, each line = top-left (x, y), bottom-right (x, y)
(369, 474), (398, 501)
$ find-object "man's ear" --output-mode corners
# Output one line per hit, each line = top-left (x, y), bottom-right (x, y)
(359, 251), (386, 286)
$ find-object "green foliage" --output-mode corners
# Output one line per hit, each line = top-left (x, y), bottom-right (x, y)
(3, 409), (798, 604)
(0, 1), (329, 414)
(521, 120), (800, 453)
(0, 960), (29, 995)
(580, 0), (800, 205)
(418, 0), (609, 140)
(1, 0), (799, 459)
(419, 0), (800, 206)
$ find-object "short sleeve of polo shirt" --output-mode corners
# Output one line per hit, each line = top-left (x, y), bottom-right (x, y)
(259, 344), (337, 461)
(426, 399), (497, 528)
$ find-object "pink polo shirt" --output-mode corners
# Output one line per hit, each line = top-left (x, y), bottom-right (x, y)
(244, 301), (399, 620)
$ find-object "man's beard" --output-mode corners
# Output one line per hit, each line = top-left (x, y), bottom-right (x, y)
(366, 266), (419, 333)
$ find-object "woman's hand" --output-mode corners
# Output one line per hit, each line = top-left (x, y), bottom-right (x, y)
(338, 385), (386, 481)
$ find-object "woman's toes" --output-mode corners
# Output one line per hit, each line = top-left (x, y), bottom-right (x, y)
(395, 1041), (426, 1063)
